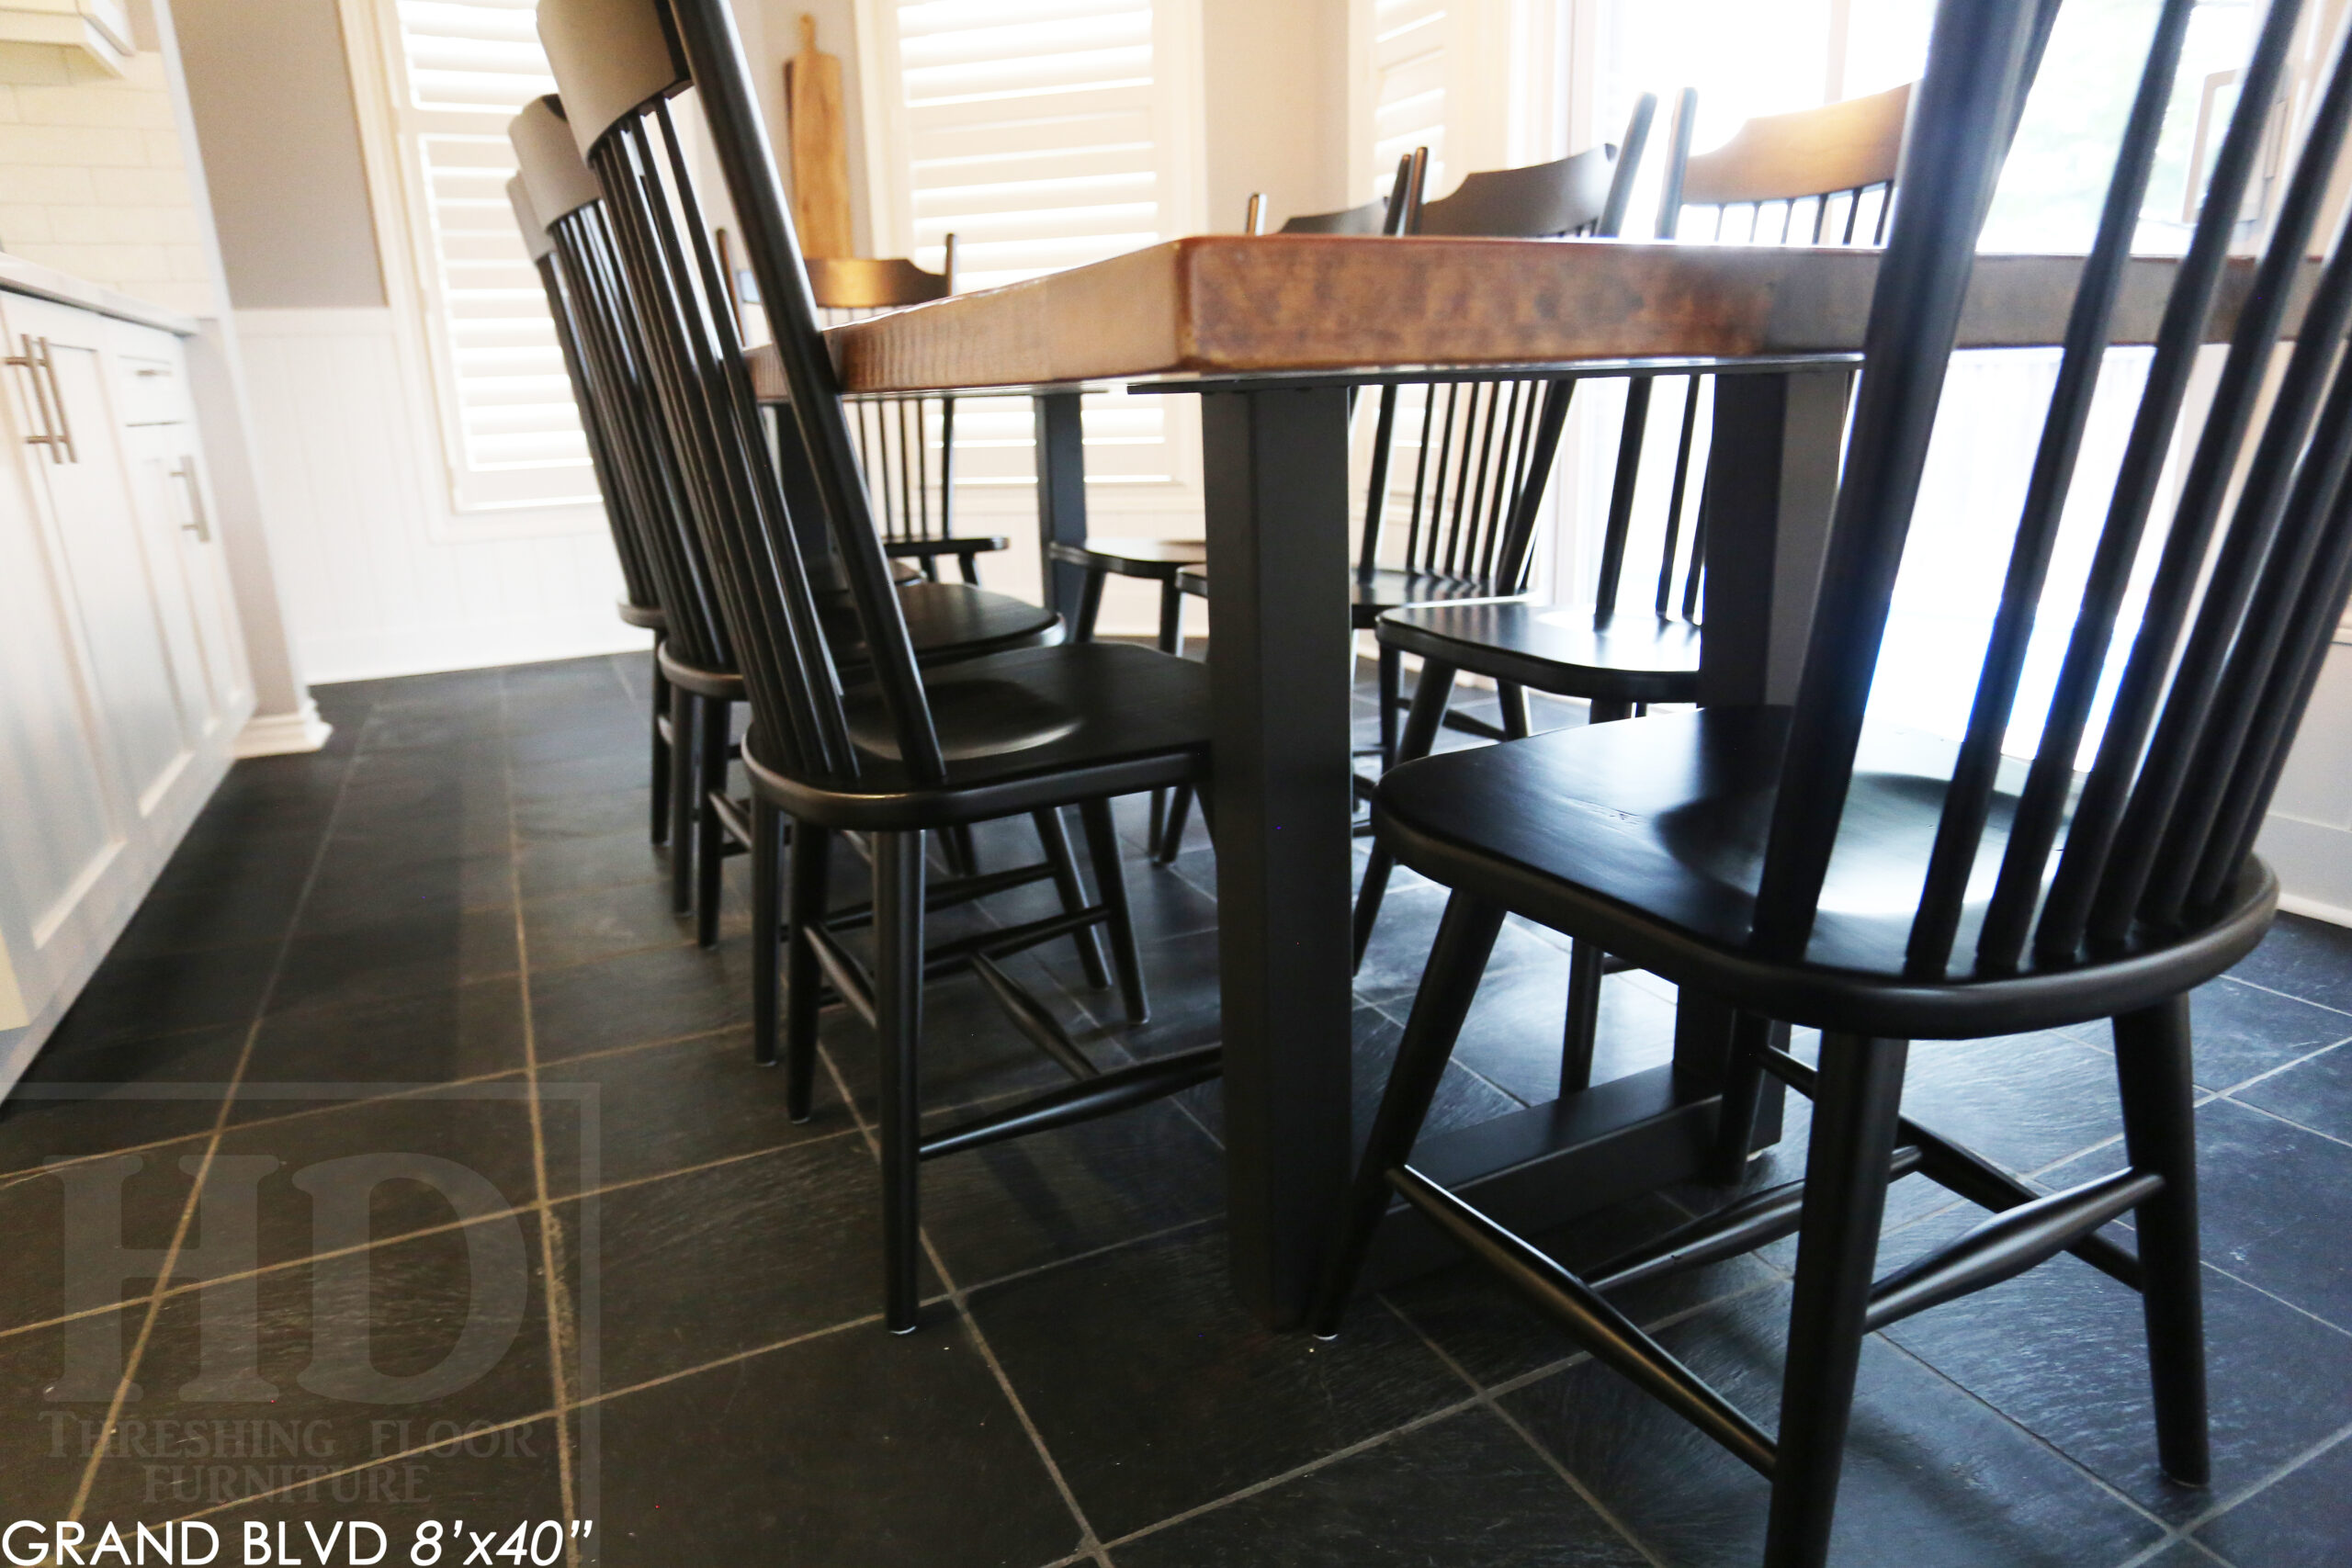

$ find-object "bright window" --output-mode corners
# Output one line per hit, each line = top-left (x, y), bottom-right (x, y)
(1369, 0), (1449, 198)
(367, 0), (594, 513)
(859, 0), (1207, 511)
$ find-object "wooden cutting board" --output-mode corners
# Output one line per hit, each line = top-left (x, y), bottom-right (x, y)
(784, 13), (854, 258)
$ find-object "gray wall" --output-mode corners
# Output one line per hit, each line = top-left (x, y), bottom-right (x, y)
(174, 0), (383, 309)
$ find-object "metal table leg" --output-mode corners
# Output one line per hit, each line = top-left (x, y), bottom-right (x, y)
(1201, 386), (1357, 1328)
(1035, 390), (1090, 618)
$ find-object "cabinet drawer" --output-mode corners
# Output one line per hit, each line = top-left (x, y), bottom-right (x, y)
(113, 345), (192, 426)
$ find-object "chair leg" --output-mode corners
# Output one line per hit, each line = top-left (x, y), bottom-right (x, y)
(958, 550), (980, 586)
(1378, 642), (1403, 773)
(1155, 785), (1193, 865)
(1074, 565), (1108, 642)
(1312, 892), (1508, 1336)
(2113, 995), (2210, 1485)
(1590, 696), (1634, 725)
(1498, 680), (1531, 739)
(875, 829), (928, 1333)
(784, 819), (831, 1122)
(1561, 942), (1603, 1095)
(1079, 798), (1149, 1025)
(695, 696), (730, 948)
(1148, 574), (1186, 852)
(1708, 1012), (1782, 1184)
(941, 824), (979, 878)
(1766, 1032), (1909, 1568)
(668, 691), (699, 917)
(1158, 575), (1186, 660)
(650, 650), (672, 846)
(752, 796), (782, 1066)
(1351, 658), (1458, 973)
(1035, 807), (1112, 987)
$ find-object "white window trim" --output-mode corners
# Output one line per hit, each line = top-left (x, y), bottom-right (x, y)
(332, 0), (605, 543)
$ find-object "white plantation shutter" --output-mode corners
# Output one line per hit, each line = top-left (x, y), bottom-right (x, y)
(1370, 0), (1447, 199)
(864, 0), (1205, 502)
(379, 0), (593, 511)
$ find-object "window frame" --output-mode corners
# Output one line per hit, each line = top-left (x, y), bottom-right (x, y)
(334, 0), (606, 539)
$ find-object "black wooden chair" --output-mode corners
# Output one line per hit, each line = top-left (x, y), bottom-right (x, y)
(1152, 112), (1657, 861)
(513, 95), (1065, 944)
(807, 249), (1014, 587)
(538, 0), (1224, 1332)
(1047, 170), (1417, 689)
(1352, 81), (1913, 1075)
(511, 172), (678, 852)
(1318, 1), (2352, 1562)
(514, 98), (747, 933)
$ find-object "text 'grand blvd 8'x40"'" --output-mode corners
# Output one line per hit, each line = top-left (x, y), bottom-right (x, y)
(0, 1518), (595, 1564)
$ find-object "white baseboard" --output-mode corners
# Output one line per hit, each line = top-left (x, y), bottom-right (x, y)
(234, 699), (333, 758)
(2276, 891), (2352, 930)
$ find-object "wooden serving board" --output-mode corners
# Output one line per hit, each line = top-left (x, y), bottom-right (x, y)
(784, 13), (853, 258)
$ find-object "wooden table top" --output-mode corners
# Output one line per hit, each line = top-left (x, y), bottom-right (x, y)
(747, 236), (2307, 399)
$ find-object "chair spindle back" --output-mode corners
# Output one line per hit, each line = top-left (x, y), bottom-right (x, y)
(1357, 100), (1657, 593)
(508, 173), (660, 616)
(809, 251), (967, 573)
(511, 95), (734, 674)
(1750, 0), (2352, 978)
(540, 0), (946, 785)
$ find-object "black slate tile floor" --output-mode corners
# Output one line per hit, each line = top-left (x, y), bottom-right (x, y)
(1, 653), (2347, 1564)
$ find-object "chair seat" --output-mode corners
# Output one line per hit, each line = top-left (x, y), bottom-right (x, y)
(617, 599), (666, 632)
(1380, 600), (1701, 705)
(1174, 565), (1499, 626)
(1376, 707), (2275, 1039)
(747, 642), (1210, 830)
(656, 644), (745, 700)
(893, 581), (1063, 660)
(888, 535), (1012, 558)
(1050, 536), (1207, 579)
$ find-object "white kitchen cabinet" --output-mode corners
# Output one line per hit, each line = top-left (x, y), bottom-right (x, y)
(0, 286), (250, 1075)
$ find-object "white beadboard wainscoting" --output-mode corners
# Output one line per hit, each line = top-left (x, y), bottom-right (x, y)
(2257, 641), (2352, 927)
(233, 306), (646, 683)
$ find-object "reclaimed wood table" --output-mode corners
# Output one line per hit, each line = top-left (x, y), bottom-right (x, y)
(751, 235), (2300, 1329)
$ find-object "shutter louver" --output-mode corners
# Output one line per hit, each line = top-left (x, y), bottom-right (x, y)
(875, 0), (1197, 498)
(1371, 0), (1447, 199)
(388, 0), (594, 511)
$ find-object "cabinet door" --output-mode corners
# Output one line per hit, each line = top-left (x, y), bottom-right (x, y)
(110, 325), (251, 745)
(120, 422), (248, 739)
(0, 328), (125, 1027)
(1, 294), (197, 816)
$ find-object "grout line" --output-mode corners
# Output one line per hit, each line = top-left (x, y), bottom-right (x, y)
(2166, 1416), (2352, 1535)
(815, 954), (1113, 1566)
(65, 719), (368, 1522)
(2204, 968), (2352, 1020)
(933, 1215), (1219, 1305)
(1091, 1391), (1486, 1555)
(496, 671), (584, 1564)
(1372, 1292), (1670, 1568)
(15, 1015), (784, 1187)
(2108, 1530), (2232, 1568)
(2205, 1032), (2352, 1099)
(1872, 1332), (2175, 1537)
(2214, 1081), (2352, 1154)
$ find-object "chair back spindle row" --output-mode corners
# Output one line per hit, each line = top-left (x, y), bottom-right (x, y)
(1753, 0), (2352, 978)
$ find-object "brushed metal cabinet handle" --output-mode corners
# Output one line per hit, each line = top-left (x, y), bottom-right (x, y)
(172, 457), (209, 540)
